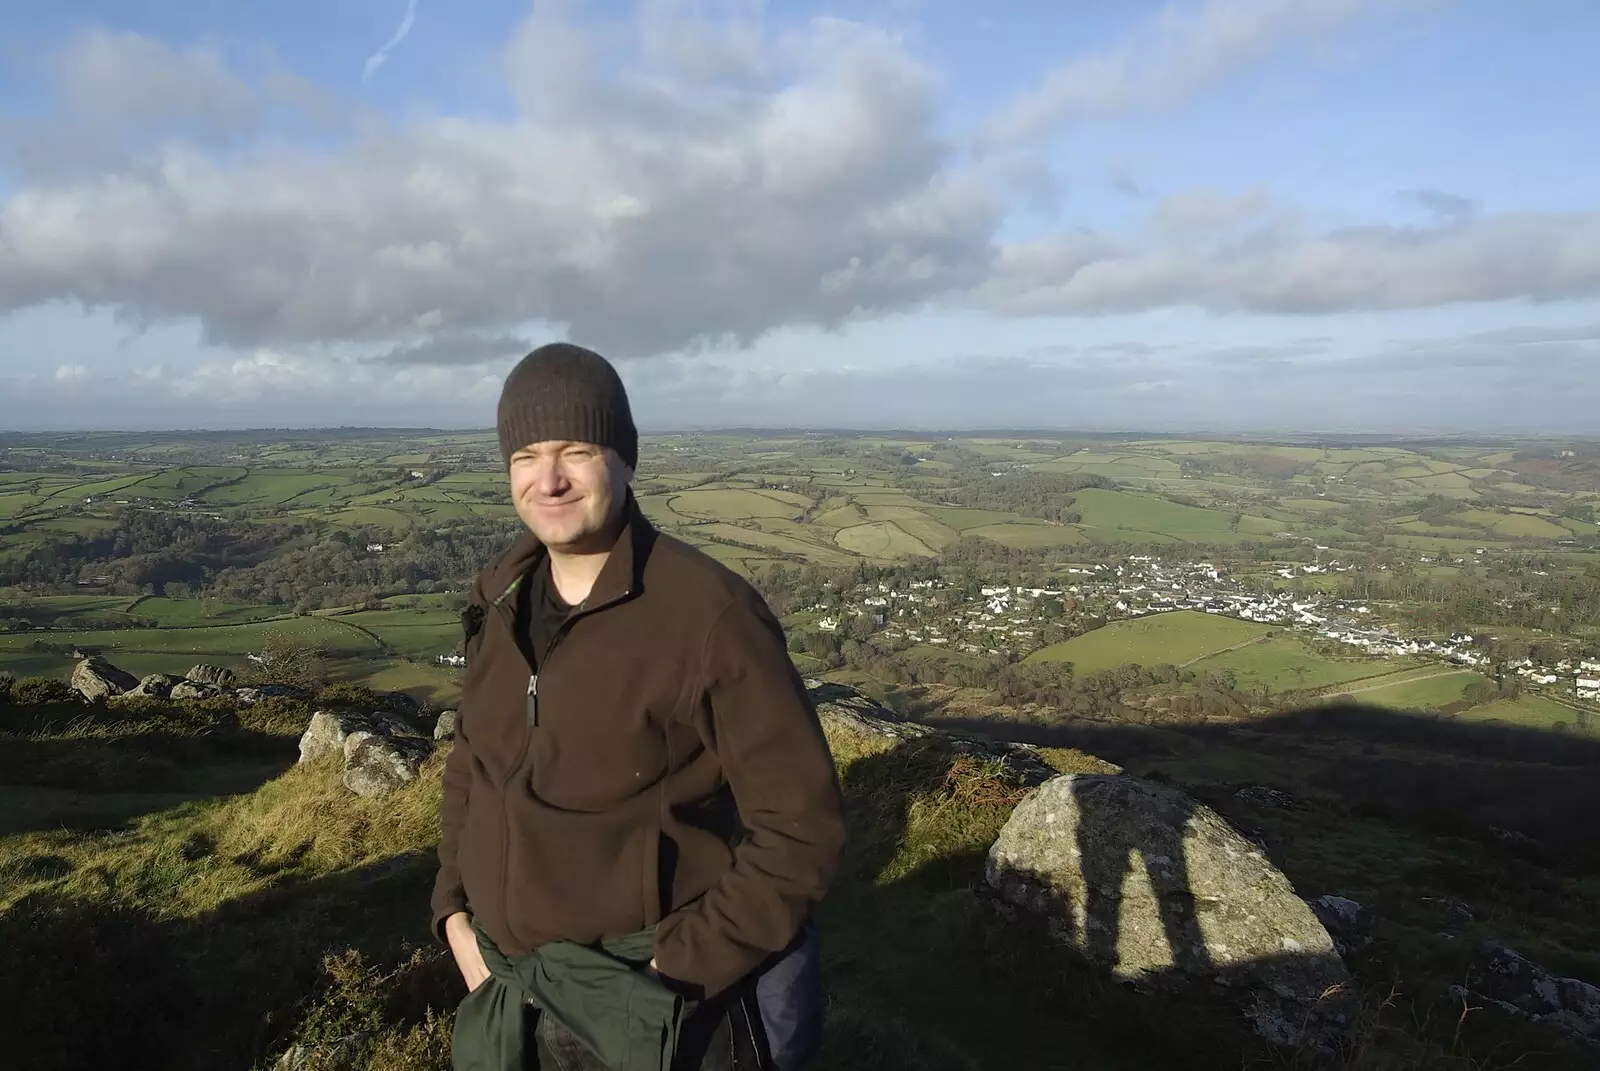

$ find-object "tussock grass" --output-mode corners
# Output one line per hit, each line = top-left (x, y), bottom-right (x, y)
(1, 703), (1594, 1070)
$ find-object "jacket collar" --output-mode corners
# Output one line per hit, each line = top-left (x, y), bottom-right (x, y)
(487, 488), (653, 610)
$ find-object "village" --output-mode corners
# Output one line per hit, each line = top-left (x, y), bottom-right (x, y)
(787, 553), (1600, 701)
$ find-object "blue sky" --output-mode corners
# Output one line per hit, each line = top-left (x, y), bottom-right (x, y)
(1, 0), (1597, 433)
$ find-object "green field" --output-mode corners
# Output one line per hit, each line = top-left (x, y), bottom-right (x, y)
(0, 617), (372, 680)
(126, 597), (283, 627)
(1187, 635), (1412, 691)
(1025, 611), (1274, 673)
(834, 522), (935, 558)
(335, 608), (463, 661)
(1071, 489), (1281, 543)
(1458, 692), (1593, 730)
(966, 522), (1085, 548)
(670, 489), (803, 520)
(1324, 668), (1485, 711)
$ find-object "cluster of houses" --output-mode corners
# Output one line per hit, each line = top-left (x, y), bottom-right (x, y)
(423, 551), (1598, 702)
(787, 554), (1600, 698)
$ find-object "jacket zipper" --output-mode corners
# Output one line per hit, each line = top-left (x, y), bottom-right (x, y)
(483, 561), (633, 941)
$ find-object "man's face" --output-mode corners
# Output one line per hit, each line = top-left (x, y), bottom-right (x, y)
(507, 441), (633, 551)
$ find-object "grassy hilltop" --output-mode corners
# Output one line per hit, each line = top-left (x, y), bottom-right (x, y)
(3, 429), (1600, 1068)
(1, 678), (1597, 1071)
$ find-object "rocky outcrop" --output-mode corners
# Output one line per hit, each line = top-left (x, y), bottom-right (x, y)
(1309, 895), (1373, 955)
(298, 709), (431, 796)
(433, 710), (458, 741)
(129, 673), (180, 699)
(169, 680), (222, 701)
(70, 657), (139, 701)
(344, 736), (432, 797)
(1454, 942), (1600, 1047)
(235, 683), (311, 705)
(984, 772), (1354, 1048)
(185, 664), (235, 687)
(299, 710), (380, 764)
(807, 678), (1065, 787)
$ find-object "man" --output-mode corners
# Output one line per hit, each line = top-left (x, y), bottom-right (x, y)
(432, 343), (847, 1071)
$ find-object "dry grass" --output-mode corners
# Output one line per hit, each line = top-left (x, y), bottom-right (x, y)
(0, 702), (1590, 1070)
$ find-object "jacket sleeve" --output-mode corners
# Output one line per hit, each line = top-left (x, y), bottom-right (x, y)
(429, 719), (474, 943)
(651, 587), (847, 997)
(428, 567), (491, 944)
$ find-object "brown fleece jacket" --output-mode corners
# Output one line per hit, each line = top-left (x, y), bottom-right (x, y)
(430, 493), (847, 999)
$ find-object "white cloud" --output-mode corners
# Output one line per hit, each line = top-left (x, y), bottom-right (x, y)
(55, 363), (88, 380)
(1, 0), (1598, 382)
(363, 0), (419, 85)
(978, 0), (1403, 148)
(979, 208), (1600, 315)
(57, 27), (256, 134)
(0, 6), (995, 359)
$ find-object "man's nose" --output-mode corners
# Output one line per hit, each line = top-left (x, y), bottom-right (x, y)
(532, 458), (568, 494)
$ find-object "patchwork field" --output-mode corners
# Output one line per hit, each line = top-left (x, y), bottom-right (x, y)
(1025, 611), (1274, 673)
(1186, 634), (1414, 692)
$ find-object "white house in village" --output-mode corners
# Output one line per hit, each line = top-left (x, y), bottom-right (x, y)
(816, 617), (838, 632)
(1578, 678), (1600, 692)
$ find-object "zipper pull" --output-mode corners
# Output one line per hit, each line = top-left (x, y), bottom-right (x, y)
(527, 673), (539, 728)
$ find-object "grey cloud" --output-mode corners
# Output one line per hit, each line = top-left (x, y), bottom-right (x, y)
(3, 5), (1599, 362)
(2, 322), (1596, 435)
(1189, 341), (1329, 364)
(619, 329), (1599, 433)
(979, 211), (1600, 315)
(1399, 323), (1600, 347)
(979, 0), (1395, 147)
(1151, 187), (1276, 238)
(1397, 188), (1477, 220)
(0, 10), (997, 359)
(366, 334), (531, 366)
(58, 28), (257, 135)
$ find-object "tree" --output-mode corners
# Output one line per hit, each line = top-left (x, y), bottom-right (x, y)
(244, 637), (331, 692)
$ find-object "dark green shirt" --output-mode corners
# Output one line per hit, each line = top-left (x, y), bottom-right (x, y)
(451, 921), (686, 1071)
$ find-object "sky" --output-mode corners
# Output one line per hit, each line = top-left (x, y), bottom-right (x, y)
(0, 0), (1597, 435)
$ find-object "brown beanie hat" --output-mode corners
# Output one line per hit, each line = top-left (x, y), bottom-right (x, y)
(496, 343), (638, 469)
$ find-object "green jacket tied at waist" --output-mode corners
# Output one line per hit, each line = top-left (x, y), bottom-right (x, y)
(452, 920), (687, 1071)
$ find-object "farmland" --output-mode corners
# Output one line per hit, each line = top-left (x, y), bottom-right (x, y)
(1025, 611), (1274, 673)
(2, 428), (1598, 727)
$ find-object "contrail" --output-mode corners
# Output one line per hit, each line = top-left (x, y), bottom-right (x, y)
(362, 0), (418, 84)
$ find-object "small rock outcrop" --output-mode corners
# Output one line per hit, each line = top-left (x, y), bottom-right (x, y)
(1309, 895), (1373, 955)
(298, 709), (431, 796)
(434, 710), (458, 741)
(70, 657), (139, 701)
(1235, 785), (1295, 810)
(185, 664), (236, 687)
(1454, 942), (1600, 1047)
(984, 773), (1353, 1047)
(344, 736), (432, 797)
(235, 683), (310, 705)
(807, 678), (1065, 786)
(298, 710), (380, 764)
(1422, 895), (1474, 936)
(169, 680), (222, 701)
(130, 673), (180, 699)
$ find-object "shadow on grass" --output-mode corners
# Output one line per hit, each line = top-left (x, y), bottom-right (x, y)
(815, 735), (1272, 1071)
(812, 701), (1600, 1069)
(921, 700), (1600, 871)
(0, 850), (449, 1071)
(0, 729), (300, 835)
(6, 699), (1598, 1070)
